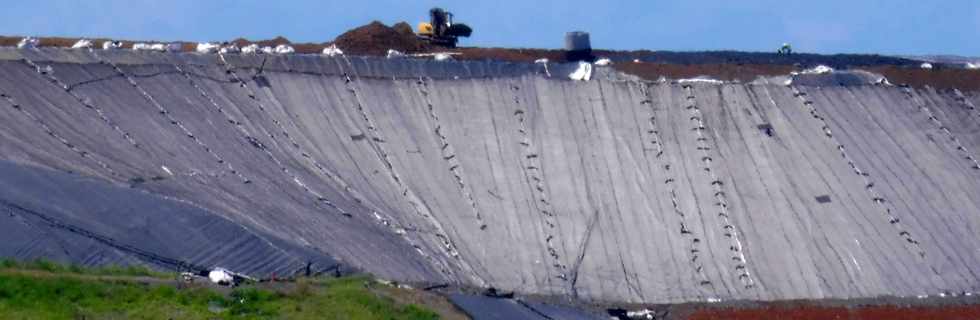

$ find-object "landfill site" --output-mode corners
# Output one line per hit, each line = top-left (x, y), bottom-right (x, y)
(2, 10), (980, 319)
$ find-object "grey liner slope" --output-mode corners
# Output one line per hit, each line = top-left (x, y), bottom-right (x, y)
(0, 48), (978, 304)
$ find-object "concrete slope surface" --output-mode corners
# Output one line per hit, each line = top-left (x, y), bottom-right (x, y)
(0, 48), (978, 304)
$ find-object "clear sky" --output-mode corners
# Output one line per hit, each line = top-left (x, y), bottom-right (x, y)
(2, 0), (978, 56)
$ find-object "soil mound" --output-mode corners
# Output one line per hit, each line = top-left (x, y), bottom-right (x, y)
(254, 36), (291, 48)
(333, 21), (428, 56)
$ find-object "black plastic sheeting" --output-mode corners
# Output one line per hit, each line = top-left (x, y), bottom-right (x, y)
(0, 159), (339, 276)
(448, 294), (601, 320)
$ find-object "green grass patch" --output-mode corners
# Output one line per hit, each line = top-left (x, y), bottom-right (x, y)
(0, 258), (172, 278)
(0, 260), (441, 319)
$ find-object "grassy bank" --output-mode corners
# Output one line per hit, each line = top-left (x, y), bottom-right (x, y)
(0, 260), (450, 319)
(0, 259), (171, 278)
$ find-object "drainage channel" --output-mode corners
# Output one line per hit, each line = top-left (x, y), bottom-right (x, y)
(415, 76), (488, 230)
(337, 55), (486, 286)
(511, 83), (568, 283)
(787, 86), (928, 261)
(639, 83), (716, 295)
(682, 84), (757, 290)
(84, 51), (251, 184)
(0, 88), (117, 178)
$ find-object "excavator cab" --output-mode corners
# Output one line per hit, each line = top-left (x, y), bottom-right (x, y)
(417, 22), (434, 36)
(417, 7), (472, 47)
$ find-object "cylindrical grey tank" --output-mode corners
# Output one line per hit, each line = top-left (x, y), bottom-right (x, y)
(564, 31), (591, 51)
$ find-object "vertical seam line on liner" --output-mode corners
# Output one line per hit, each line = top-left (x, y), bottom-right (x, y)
(415, 76), (488, 230)
(336, 54), (487, 286)
(639, 83), (717, 298)
(787, 85), (929, 264)
(510, 83), (569, 283)
(682, 84), (757, 290)
(84, 51), (251, 184)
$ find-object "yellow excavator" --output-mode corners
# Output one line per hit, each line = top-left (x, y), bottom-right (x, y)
(417, 8), (472, 47)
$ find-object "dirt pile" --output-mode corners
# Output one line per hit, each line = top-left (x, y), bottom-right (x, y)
(253, 36), (291, 48)
(333, 21), (428, 56)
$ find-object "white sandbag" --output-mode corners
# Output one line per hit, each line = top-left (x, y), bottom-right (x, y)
(102, 40), (123, 50)
(16, 37), (39, 49)
(196, 42), (219, 54)
(568, 61), (593, 81)
(274, 44), (294, 54)
(166, 42), (182, 52)
(322, 44), (343, 57)
(802, 65), (834, 74)
(434, 53), (453, 61)
(71, 39), (93, 49)
(386, 49), (405, 59)
(219, 45), (240, 54)
(242, 44), (260, 54)
(208, 268), (234, 285)
(677, 77), (723, 84)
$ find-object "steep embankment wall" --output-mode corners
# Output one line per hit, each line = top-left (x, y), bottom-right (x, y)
(0, 48), (979, 304)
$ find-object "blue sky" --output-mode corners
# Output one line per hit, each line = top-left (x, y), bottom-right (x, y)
(2, 1), (978, 55)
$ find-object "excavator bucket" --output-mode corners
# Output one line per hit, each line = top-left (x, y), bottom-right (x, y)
(446, 23), (472, 38)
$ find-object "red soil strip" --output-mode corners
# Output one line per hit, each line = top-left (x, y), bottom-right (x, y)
(4, 20), (980, 92)
(613, 62), (796, 83)
(869, 67), (980, 91)
(687, 304), (980, 320)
